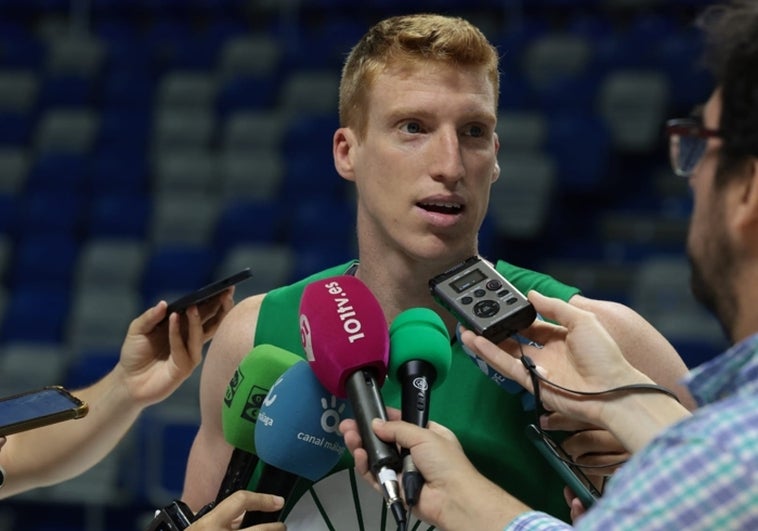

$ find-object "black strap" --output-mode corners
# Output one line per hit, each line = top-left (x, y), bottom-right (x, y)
(521, 355), (681, 403)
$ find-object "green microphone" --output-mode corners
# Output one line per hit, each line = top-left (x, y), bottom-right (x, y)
(388, 308), (452, 508)
(216, 343), (302, 504)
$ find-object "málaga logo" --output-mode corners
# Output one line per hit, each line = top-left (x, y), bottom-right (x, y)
(223, 368), (244, 408)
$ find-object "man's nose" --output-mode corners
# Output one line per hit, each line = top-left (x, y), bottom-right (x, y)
(429, 129), (465, 183)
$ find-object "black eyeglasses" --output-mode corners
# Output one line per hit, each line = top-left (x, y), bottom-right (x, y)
(665, 118), (722, 178)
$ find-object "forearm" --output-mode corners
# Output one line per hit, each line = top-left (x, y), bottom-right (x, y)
(0, 366), (142, 497)
(432, 472), (532, 531)
(572, 296), (697, 410)
(599, 392), (691, 454)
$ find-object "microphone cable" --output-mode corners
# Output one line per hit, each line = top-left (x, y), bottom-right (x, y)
(390, 498), (407, 531)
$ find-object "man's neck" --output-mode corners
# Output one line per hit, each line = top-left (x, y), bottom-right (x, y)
(353, 249), (472, 339)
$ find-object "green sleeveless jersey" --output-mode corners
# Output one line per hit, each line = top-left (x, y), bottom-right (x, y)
(254, 260), (580, 526)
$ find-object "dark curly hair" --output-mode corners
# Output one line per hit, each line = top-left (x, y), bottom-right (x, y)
(697, 0), (758, 185)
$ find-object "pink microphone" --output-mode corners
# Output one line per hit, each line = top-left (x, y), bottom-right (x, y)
(299, 275), (405, 528)
(299, 275), (389, 398)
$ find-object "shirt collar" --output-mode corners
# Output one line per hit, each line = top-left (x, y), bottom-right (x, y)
(684, 332), (758, 406)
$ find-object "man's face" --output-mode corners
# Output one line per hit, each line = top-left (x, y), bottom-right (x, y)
(686, 89), (737, 336)
(336, 61), (499, 263)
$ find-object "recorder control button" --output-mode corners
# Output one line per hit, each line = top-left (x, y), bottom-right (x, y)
(474, 300), (500, 318)
(486, 279), (502, 291)
(461, 296), (473, 305)
(473, 288), (486, 298)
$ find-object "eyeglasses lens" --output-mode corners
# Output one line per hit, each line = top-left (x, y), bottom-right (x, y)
(670, 125), (708, 177)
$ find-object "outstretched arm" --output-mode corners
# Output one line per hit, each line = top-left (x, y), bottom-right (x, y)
(0, 290), (233, 498)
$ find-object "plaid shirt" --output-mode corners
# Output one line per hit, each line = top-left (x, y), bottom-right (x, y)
(506, 333), (758, 531)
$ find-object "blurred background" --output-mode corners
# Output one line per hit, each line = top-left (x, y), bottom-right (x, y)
(0, 0), (729, 529)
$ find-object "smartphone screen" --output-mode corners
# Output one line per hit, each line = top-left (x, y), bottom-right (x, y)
(0, 386), (88, 437)
(163, 268), (253, 321)
(525, 424), (601, 509)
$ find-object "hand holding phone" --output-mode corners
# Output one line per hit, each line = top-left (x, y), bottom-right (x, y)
(161, 268), (253, 323)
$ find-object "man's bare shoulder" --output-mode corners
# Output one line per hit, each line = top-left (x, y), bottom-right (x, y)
(203, 293), (268, 372)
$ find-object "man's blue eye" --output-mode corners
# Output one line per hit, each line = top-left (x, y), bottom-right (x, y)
(403, 122), (421, 133)
(467, 125), (484, 137)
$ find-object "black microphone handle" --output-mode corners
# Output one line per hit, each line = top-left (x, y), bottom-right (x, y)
(345, 369), (401, 474)
(399, 359), (437, 428)
(399, 360), (437, 507)
(240, 464), (299, 526)
(214, 448), (259, 504)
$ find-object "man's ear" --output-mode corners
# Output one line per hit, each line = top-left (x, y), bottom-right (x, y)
(333, 127), (357, 182)
(732, 157), (758, 235)
(492, 133), (501, 184)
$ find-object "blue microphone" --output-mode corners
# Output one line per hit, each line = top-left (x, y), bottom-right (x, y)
(242, 360), (353, 525)
(255, 360), (352, 481)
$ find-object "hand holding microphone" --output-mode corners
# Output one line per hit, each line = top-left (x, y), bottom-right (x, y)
(299, 275), (406, 529)
(388, 308), (452, 508)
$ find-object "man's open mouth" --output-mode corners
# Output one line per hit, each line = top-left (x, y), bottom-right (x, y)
(417, 201), (464, 215)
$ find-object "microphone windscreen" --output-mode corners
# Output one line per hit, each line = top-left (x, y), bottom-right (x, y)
(222, 344), (302, 453)
(299, 275), (389, 397)
(254, 360), (353, 482)
(388, 308), (452, 388)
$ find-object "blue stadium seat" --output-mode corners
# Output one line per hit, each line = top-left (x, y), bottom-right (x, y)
(0, 22), (44, 69)
(140, 244), (216, 305)
(36, 74), (96, 109)
(655, 28), (712, 112)
(64, 348), (121, 389)
(15, 191), (86, 239)
(8, 233), (79, 290)
(90, 147), (150, 197)
(0, 194), (16, 235)
(287, 198), (355, 249)
(101, 69), (156, 111)
(25, 151), (91, 195)
(215, 75), (279, 118)
(0, 285), (70, 343)
(138, 405), (200, 507)
(97, 105), (152, 152)
(546, 111), (612, 194)
(87, 193), (151, 240)
(0, 111), (35, 146)
(212, 199), (285, 253)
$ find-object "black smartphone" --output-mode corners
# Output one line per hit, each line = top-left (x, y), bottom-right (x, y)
(0, 386), (89, 437)
(163, 268), (253, 321)
(525, 424), (602, 509)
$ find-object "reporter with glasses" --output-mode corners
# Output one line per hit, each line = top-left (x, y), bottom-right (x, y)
(340, 1), (758, 529)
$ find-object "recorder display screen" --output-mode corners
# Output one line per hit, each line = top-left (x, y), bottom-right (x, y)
(451, 269), (486, 293)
